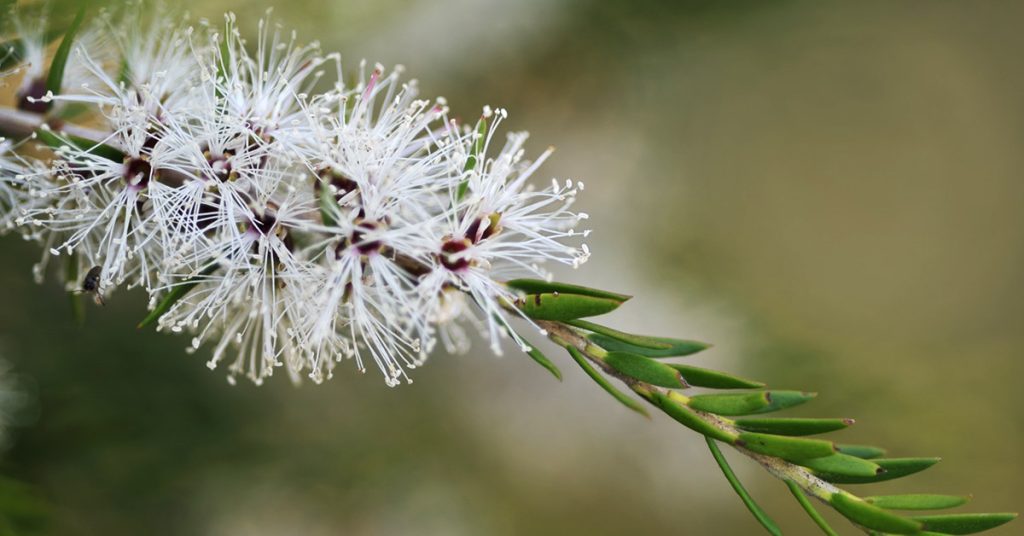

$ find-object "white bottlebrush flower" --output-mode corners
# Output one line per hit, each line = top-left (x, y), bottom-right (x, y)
(155, 184), (317, 385)
(0, 11), (593, 387)
(417, 108), (591, 354)
(292, 63), (458, 385)
(203, 12), (333, 152)
(15, 113), (181, 293)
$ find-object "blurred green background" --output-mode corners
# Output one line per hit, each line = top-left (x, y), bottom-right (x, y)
(1, 0), (1022, 534)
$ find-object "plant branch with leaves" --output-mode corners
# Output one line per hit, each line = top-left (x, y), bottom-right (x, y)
(0, 4), (1016, 534)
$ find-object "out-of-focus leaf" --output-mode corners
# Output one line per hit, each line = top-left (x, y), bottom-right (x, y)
(706, 437), (781, 536)
(138, 265), (217, 329)
(505, 279), (631, 302)
(45, 6), (86, 96)
(913, 513), (1018, 534)
(784, 480), (838, 536)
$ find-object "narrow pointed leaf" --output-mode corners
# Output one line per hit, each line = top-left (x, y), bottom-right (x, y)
(319, 184), (340, 227)
(913, 513), (1018, 534)
(604, 351), (685, 388)
(669, 364), (765, 389)
(587, 332), (710, 358)
(816, 457), (940, 484)
(865, 494), (970, 511)
(736, 432), (835, 461)
(517, 293), (621, 321)
(523, 343), (561, 381)
(785, 480), (838, 536)
(688, 390), (815, 416)
(138, 265), (218, 328)
(45, 7), (86, 96)
(456, 116), (488, 200)
(36, 127), (123, 162)
(797, 453), (882, 478)
(836, 443), (887, 460)
(829, 492), (922, 534)
(565, 346), (647, 417)
(566, 319), (671, 349)
(706, 438), (782, 536)
(505, 279), (631, 302)
(734, 417), (854, 436)
(66, 252), (84, 326)
(640, 391), (734, 443)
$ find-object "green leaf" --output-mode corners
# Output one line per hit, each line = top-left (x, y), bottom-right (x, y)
(706, 438), (782, 536)
(517, 293), (622, 321)
(864, 494), (970, 511)
(45, 6), (87, 97)
(566, 319), (671, 350)
(36, 127), (123, 162)
(565, 345), (648, 417)
(138, 265), (218, 329)
(733, 417), (854, 436)
(913, 513), (1018, 534)
(829, 492), (922, 534)
(603, 351), (685, 388)
(66, 252), (84, 326)
(815, 457), (940, 484)
(319, 183), (340, 227)
(456, 116), (488, 200)
(736, 432), (835, 461)
(687, 390), (815, 416)
(667, 364), (765, 389)
(587, 332), (710, 358)
(505, 279), (631, 302)
(785, 480), (838, 536)
(523, 343), (561, 381)
(836, 443), (887, 459)
(640, 391), (735, 443)
(797, 453), (882, 478)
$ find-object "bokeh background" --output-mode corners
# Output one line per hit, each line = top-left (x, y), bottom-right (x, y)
(1, 0), (1022, 534)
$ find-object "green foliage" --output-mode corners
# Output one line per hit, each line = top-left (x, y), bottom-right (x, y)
(603, 351), (685, 388)
(829, 492), (922, 534)
(666, 364), (764, 389)
(516, 293), (622, 321)
(587, 332), (709, 358)
(733, 417), (853, 436)
(865, 494), (971, 511)
(44, 7), (86, 99)
(519, 279), (1016, 535)
(706, 438), (782, 536)
(565, 345), (647, 417)
(137, 265), (218, 329)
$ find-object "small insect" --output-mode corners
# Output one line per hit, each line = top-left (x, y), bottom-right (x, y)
(79, 266), (106, 306)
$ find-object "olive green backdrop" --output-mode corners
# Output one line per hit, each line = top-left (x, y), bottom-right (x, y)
(1, 1), (1020, 534)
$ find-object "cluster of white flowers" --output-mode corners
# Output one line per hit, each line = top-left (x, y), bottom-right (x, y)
(0, 8), (590, 386)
